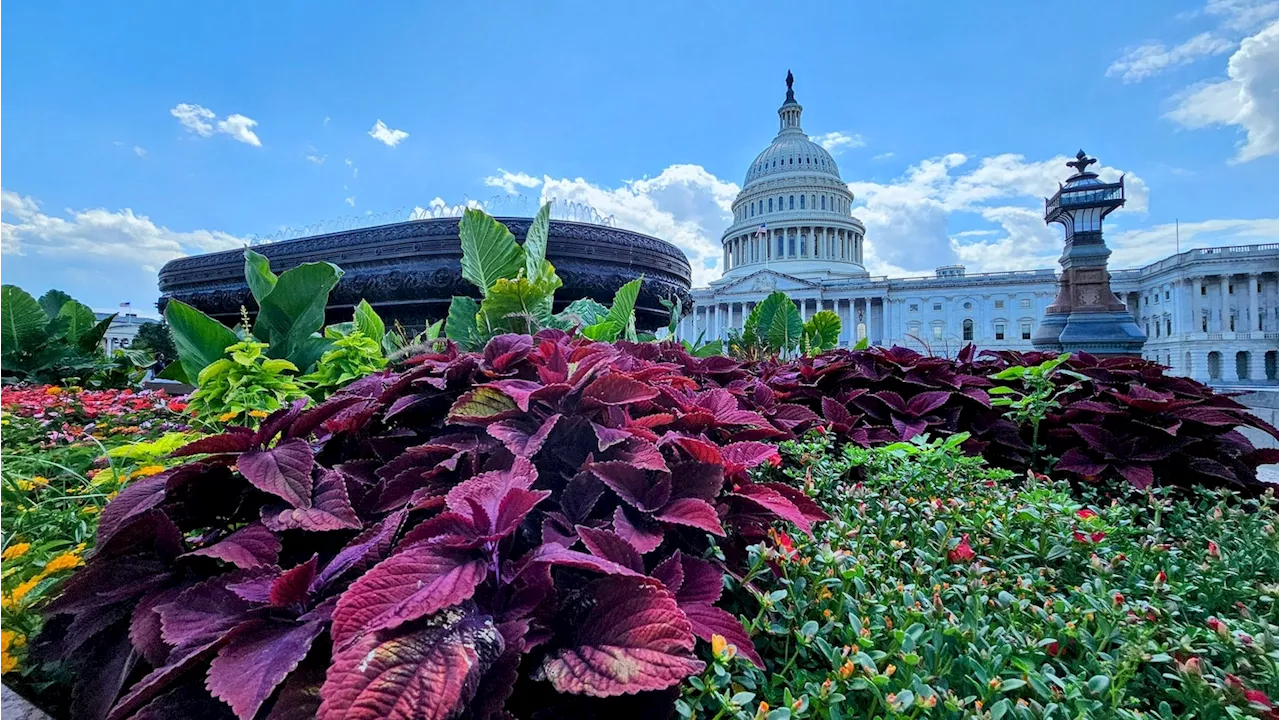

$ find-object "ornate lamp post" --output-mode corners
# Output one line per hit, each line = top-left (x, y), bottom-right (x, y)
(1032, 151), (1146, 355)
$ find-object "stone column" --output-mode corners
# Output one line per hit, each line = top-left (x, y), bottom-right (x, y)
(1219, 275), (1230, 332)
(1248, 273), (1259, 334)
(1191, 276), (1202, 333)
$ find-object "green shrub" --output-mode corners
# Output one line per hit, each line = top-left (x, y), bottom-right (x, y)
(185, 337), (309, 425)
(300, 328), (387, 399)
(680, 433), (1279, 719)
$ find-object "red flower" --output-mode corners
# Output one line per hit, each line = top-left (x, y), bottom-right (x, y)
(948, 534), (975, 563)
(1112, 592), (1124, 606)
(1076, 508), (1097, 520)
(769, 528), (796, 559)
(1243, 688), (1276, 717)
(1208, 616), (1231, 638)
(168, 399), (188, 413)
(1073, 531), (1106, 544)
(1045, 641), (1062, 657)
(767, 454), (782, 468)
(1155, 571), (1167, 587)
(1207, 540), (1220, 559)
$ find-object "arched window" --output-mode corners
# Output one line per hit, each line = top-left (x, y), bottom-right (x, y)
(1267, 351), (1278, 381)
(750, 204), (754, 218)
(789, 195), (795, 210)
(811, 194), (816, 209)
(1208, 351), (1222, 380)
(788, 235), (796, 256)
(962, 319), (974, 341)
(768, 198), (773, 212)
(799, 195), (805, 209)
(777, 235), (784, 257)
(820, 196), (826, 210)
(1236, 351), (1250, 380)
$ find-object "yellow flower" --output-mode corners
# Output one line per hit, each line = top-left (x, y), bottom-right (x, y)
(248, 409), (269, 419)
(45, 386), (62, 396)
(1, 650), (16, 674)
(0, 594), (12, 611)
(131, 465), (166, 479)
(30, 476), (49, 487)
(10, 576), (41, 604)
(15, 480), (34, 492)
(1, 630), (13, 653)
(219, 411), (240, 423)
(42, 551), (83, 575)
(68, 385), (83, 393)
(1, 543), (31, 561)
(82, 506), (100, 515)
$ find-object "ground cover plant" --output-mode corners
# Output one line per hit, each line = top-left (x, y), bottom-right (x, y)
(34, 332), (828, 719)
(1, 386), (193, 685)
(680, 432), (1279, 720)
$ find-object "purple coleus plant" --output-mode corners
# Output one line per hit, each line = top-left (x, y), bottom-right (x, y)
(39, 332), (825, 719)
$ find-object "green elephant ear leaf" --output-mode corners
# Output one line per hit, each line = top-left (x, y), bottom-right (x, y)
(354, 300), (385, 346)
(853, 335), (871, 350)
(556, 298), (610, 328)
(765, 298), (804, 354)
(445, 296), (482, 352)
(77, 313), (117, 354)
(804, 310), (842, 351)
(252, 261), (343, 368)
(523, 203), (553, 283)
(37, 289), (73, 320)
(244, 250), (279, 306)
(165, 299), (240, 383)
(58, 300), (99, 345)
(479, 271), (562, 338)
(2, 285), (49, 353)
(459, 208), (524, 293)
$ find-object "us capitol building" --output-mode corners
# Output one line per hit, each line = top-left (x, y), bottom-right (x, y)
(677, 73), (1279, 387)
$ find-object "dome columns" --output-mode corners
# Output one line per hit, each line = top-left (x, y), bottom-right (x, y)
(721, 224), (865, 270)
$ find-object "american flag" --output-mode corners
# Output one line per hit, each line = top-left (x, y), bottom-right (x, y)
(753, 224), (767, 237)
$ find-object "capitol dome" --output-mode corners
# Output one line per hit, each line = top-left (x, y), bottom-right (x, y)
(714, 71), (867, 284)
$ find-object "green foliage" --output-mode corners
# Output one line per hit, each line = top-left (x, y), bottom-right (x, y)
(131, 322), (178, 371)
(989, 354), (1088, 471)
(728, 292), (841, 360)
(301, 330), (388, 400)
(444, 204), (645, 350)
(162, 299), (242, 384)
(679, 433), (1279, 719)
(247, 253), (344, 372)
(185, 338), (309, 426)
(1, 285), (142, 387)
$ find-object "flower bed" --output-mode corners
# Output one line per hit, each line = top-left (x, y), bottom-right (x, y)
(0, 386), (193, 687)
(680, 433), (1279, 719)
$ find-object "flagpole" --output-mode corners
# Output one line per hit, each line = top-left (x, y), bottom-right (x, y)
(1175, 218), (1180, 255)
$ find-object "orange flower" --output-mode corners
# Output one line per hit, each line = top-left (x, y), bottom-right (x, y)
(1, 543), (30, 561)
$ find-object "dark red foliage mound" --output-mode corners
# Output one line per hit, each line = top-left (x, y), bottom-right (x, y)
(968, 349), (1279, 493)
(39, 332), (826, 720)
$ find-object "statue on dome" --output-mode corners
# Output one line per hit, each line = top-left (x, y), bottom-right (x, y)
(786, 69), (794, 91)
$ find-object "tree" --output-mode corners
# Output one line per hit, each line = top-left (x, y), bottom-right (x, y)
(133, 321), (178, 371)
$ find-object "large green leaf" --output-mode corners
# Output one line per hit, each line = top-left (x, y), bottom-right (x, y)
(804, 310), (842, 351)
(604, 278), (642, 332)
(244, 250), (278, 306)
(764, 298), (803, 354)
(58, 300), (99, 345)
(157, 359), (190, 383)
(445, 296), (482, 351)
(1, 285), (49, 354)
(164, 299), (240, 383)
(478, 271), (562, 337)
(353, 300), (385, 346)
(750, 292), (797, 353)
(458, 208), (524, 294)
(555, 298), (610, 328)
(523, 202), (553, 283)
(37, 289), (73, 320)
(77, 313), (117, 354)
(252, 261), (343, 366)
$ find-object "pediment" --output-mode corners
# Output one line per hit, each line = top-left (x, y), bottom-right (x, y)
(712, 269), (821, 294)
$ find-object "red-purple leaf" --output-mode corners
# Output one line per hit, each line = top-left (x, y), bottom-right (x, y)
(487, 379), (544, 412)
(756, 482), (830, 523)
(487, 413), (561, 457)
(518, 543), (646, 578)
(576, 526), (645, 573)
(589, 461), (670, 512)
(269, 555), (318, 608)
(651, 553), (684, 593)
(318, 609), (500, 720)
(330, 545), (488, 649)
(538, 576), (703, 696)
(261, 469), (360, 532)
(680, 603), (763, 668)
(654, 498), (725, 536)
(170, 431), (256, 458)
(730, 482), (816, 535)
(669, 553), (724, 606)
(720, 442), (780, 475)
(483, 333), (534, 372)
(158, 583), (254, 654)
(207, 617), (327, 720)
(612, 506), (664, 554)
(582, 374), (661, 406)
(96, 474), (168, 546)
(185, 523), (281, 569)
(239, 439), (315, 509)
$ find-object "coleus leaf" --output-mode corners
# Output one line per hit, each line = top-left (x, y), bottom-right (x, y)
(487, 413), (561, 457)
(483, 333), (534, 372)
(582, 374), (661, 406)
(269, 555), (318, 608)
(538, 576), (703, 696)
(613, 506), (665, 554)
(720, 442), (781, 477)
(329, 545), (488, 649)
(318, 608), (501, 720)
(517, 543), (646, 578)
(730, 482), (817, 535)
(589, 461), (671, 512)
(261, 469), (361, 532)
(238, 438), (315, 509)
(207, 616), (328, 720)
(448, 386), (520, 424)
(654, 498), (725, 536)
(184, 523), (281, 569)
(576, 526), (645, 573)
(310, 510), (407, 594)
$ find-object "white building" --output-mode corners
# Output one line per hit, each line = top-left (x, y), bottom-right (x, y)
(96, 304), (149, 353)
(678, 77), (1279, 387)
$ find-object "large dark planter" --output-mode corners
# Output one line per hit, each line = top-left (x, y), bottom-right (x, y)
(157, 217), (692, 331)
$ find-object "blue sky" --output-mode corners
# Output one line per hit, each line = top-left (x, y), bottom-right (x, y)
(3, 1), (1277, 314)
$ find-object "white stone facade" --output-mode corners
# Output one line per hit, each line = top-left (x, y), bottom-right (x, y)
(678, 80), (1279, 387)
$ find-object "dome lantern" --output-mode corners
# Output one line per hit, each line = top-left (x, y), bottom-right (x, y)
(779, 69), (803, 133)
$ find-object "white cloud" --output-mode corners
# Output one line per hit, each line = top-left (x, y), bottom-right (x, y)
(811, 131), (865, 154)
(133, 146), (147, 158)
(170, 103), (215, 136)
(1, 189), (243, 274)
(368, 120), (409, 147)
(484, 169), (542, 194)
(305, 145), (327, 165)
(323, 116), (331, 126)
(217, 114), (262, 146)
(1166, 22), (1279, 162)
(345, 196), (356, 207)
(170, 103), (263, 147)
(345, 159), (359, 178)
(537, 165), (739, 287)
(872, 152), (895, 161)
(1108, 218), (1280, 267)
(1205, 0), (1280, 32)
(1107, 32), (1235, 82)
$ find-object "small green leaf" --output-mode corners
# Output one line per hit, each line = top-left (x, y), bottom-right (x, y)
(999, 678), (1026, 692)
(1086, 675), (1110, 695)
(353, 299), (385, 345)
(243, 249), (278, 305)
(523, 202), (552, 282)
